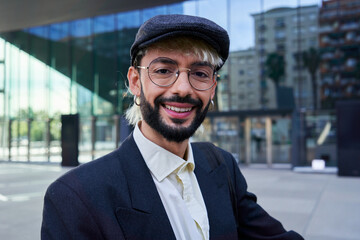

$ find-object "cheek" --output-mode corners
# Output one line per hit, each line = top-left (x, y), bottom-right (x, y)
(199, 94), (211, 106)
(141, 82), (164, 103)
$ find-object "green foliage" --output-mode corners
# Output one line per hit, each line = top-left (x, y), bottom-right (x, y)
(265, 52), (285, 88)
(302, 47), (320, 78)
(50, 114), (61, 141)
(12, 109), (62, 142)
(11, 120), (28, 139)
(302, 47), (320, 110)
(31, 121), (45, 141)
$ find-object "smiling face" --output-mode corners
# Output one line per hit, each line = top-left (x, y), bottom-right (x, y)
(128, 47), (217, 143)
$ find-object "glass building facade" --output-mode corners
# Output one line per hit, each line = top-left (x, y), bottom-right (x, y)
(0, 1), (227, 163)
(1, 0), (338, 168)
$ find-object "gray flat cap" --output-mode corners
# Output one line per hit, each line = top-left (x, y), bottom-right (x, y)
(130, 14), (229, 70)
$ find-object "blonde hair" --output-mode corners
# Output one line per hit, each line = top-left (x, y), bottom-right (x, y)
(125, 36), (222, 126)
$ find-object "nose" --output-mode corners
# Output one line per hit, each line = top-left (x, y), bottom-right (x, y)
(171, 68), (193, 96)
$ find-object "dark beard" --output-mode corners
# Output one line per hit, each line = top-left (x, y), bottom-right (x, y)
(139, 89), (210, 143)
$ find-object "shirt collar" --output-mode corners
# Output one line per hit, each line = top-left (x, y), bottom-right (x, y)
(133, 122), (195, 182)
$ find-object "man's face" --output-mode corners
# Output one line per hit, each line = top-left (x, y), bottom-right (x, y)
(131, 48), (217, 143)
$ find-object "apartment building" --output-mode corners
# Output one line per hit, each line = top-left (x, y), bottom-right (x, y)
(319, 0), (360, 109)
(218, 49), (260, 111)
(252, 5), (319, 109)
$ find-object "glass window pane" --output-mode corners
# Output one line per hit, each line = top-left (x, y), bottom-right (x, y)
(78, 117), (92, 163)
(166, 3), (184, 14)
(116, 11), (140, 114)
(0, 64), (4, 90)
(30, 120), (47, 162)
(19, 49), (29, 112)
(0, 38), (5, 60)
(142, 6), (167, 21)
(94, 15), (115, 34)
(71, 18), (93, 116)
(272, 117), (292, 164)
(94, 15), (116, 116)
(94, 116), (114, 159)
(117, 10), (140, 30)
(9, 45), (20, 117)
(49, 22), (71, 116)
(71, 18), (92, 38)
(49, 117), (62, 163)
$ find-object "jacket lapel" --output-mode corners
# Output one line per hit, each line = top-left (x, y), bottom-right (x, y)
(193, 145), (238, 239)
(115, 134), (176, 240)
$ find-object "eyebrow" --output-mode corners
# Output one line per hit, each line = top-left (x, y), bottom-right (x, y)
(190, 61), (214, 69)
(151, 57), (177, 65)
(151, 57), (214, 69)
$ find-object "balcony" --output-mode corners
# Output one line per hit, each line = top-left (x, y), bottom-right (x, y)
(320, 10), (338, 20)
(340, 22), (359, 31)
(275, 22), (286, 29)
(318, 25), (334, 34)
(320, 8), (360, 21)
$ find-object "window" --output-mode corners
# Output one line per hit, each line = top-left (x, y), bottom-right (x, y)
(293, 28), (306, 35)
(276, 44), (286, 52)
(275, 18), (285, 28)
(247, 58), (254, 64)
(309, 26), (317, 32)
(259, 24), (267, 31)
(247, 82), (255, 88)
(308, 38), (317, 47)
(259, 37), (266, 44)
(292, 15), (305, 23)
(309, 13), (317, 20)
(275, 31), (285, 39)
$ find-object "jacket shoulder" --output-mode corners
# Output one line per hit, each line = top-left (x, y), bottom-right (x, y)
(53, 134), (139, 192)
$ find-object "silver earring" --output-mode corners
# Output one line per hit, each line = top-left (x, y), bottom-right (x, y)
(134, 95), (140, 106)
(211, 99), (214, 107)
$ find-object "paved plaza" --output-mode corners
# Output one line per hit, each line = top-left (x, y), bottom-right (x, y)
(0, 162), (359, 240)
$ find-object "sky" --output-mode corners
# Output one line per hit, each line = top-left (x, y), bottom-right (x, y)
(184, 0), (322, 51)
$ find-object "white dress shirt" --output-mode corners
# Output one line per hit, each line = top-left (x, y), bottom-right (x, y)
(133, 122), (209, 240)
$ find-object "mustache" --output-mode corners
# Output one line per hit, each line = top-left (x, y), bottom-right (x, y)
(154, 95), (203, 107)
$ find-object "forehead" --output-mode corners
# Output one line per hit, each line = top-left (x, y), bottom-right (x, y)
(141, 48), (204, 65)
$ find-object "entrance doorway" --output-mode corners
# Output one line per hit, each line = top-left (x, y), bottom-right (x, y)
(249, 117), (267, 164)
(197, 109), (294, 167)
(245, 116), (292, 165)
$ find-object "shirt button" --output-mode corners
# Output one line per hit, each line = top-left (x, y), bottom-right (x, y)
(185, 196), (191, 202)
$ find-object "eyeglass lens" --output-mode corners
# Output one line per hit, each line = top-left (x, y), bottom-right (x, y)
(147, 58), (216, 90)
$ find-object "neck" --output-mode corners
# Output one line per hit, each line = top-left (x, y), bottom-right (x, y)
(139, 121), (189, 159)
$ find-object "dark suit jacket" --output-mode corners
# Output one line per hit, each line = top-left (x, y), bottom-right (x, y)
(41, 133), (303, 240)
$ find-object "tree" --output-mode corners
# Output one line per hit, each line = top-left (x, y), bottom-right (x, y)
(265, 52), (285, 106)
(302, 47), (320, 110)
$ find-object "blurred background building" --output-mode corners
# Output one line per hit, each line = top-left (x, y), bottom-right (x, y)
(252, 5), (319, 110)
(0, 0), (359, 171)
(319, 0), (360, 109)
(218, 48), (260, 111)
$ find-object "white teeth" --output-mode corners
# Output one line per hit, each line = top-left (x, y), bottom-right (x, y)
(165, 105), (192, 113)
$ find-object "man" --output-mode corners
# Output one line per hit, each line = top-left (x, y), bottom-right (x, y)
(41, 14), (303, 240)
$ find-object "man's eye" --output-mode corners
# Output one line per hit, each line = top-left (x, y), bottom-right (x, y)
(192, 71), (209, 78)
(154, 68), (173, 74)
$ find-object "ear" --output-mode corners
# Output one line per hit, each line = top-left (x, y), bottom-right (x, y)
(127, 66), (141, 96)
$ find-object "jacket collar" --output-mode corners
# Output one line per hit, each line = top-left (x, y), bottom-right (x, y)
(115, 133), (176, 239)
(116, 134), (236, 238)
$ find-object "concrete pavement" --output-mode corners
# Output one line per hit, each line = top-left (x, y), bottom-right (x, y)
(0, 162), (359, 240)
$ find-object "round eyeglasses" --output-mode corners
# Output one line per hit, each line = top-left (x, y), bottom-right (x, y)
(137, 57), (217, 91)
